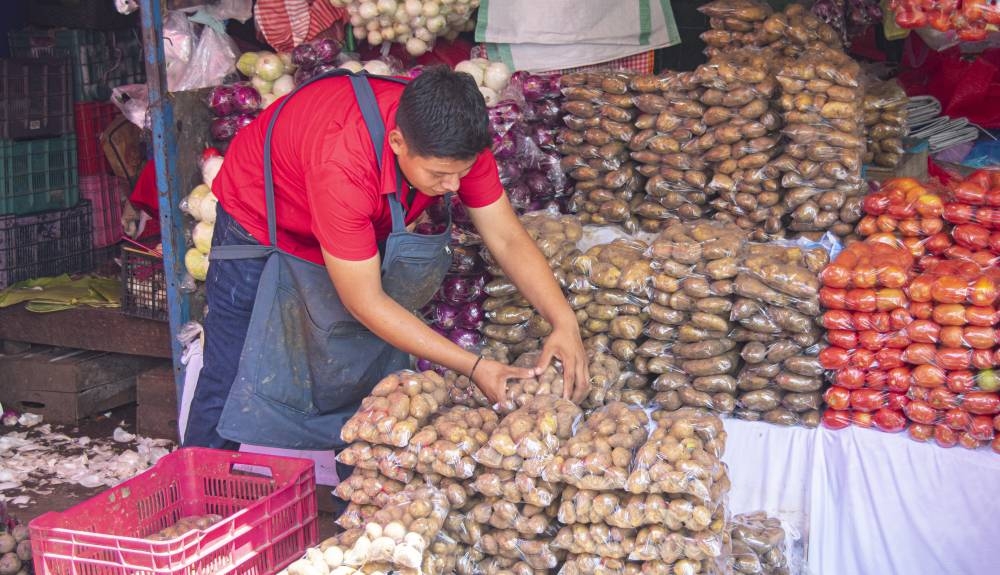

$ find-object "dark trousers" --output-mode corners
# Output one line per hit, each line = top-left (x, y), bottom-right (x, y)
(182, 205), (355, 483)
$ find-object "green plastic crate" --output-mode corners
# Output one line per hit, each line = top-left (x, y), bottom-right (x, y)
(8, 28), (145, 102)
(0, 135), (79, 216)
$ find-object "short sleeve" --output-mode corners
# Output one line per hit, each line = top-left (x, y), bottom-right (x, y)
(306, 161), (380, 261)
(457, 148), (504, 208)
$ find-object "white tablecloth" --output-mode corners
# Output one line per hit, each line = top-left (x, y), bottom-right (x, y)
(722, 420), (1000, 575)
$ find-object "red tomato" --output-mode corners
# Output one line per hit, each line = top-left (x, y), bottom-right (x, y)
(819, 287), (847, 310)
(874, 408), (907, 433)
(944, 203), (974, 225)
(875, 288), (907, 311)
(875, 348), (905, 370)
(995, 413), (1000, 432)
(856, 215), (879, 237)
(866, 369), (888, 390)
(939, 325), (966, 348)
(852, 411), (875, 428)
(969, 415), (996, 441)
(902, 343), (937, 365)
(835, 366), (866, 389)
(853, 312), (875, 331)
(909, 423), (934, 442)
(849, 349), (876, 370)
(963, 391), (1000, 415)
(822, 409), (852, 430)
(910, 386), (930, 402)
(937, 348), (972, 371)
(851, 389), (886, 412)
(916, 192), (944, 217)
(899, 219), (921, 237)
(820, 264), (852, 289)
(988, 189), (1000, 207)
(870, 312), (891, 332)
(965, 306), (998, 327)
(905, 320), (940, 344)
(884, 330), (911, 349)
(908, 276), (935, 303)
(877, 264), (909, 289)
(912, 364), (947, 388)
(952, 181), (987, 205)
(924, 232), (953, 254)
(904, 400), (939, 425)
(864, 193), (890, 215)
(928, 387), (959, 410)
(845, 289), (877, 312)
(964, 326), (997, 349)
(958, 432), (982, 449)
(934, 424), (959, 448)
(821, 310), (855, 330)
(910, 301), (934, 320)
(887, 367), (912, 392)
(886, 392), (909, 411)
(852, 265), (878, 289)
(968, 277), (998, 307)
(931, 275), (969, 304)
(823, 386), (851, 411)
(947, 371), (976, 394)
(953, 223), (991, 251)
(858, 331), (884, 351)
(944, 408), (972, 431)
(991, 436), (1000, 454)
(980, 207), (1000, 228)
(920, 218), (944, 236)
(889, 308), (913, 331)
(970, 250), (997, 269)
(971, 349), (996, 370)
(990, 232), (1000, 253)
(945, 245), (976, 263)
(933, 304), (967, 326)
(819, 346), (850, 369)
(826, 330), (858, 350)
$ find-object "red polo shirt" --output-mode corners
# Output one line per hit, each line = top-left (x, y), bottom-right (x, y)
(212, 76), (503, 264)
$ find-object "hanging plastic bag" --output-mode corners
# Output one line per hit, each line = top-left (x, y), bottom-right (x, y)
(173, 13), (239, 92)
(164, 10), (196, 91)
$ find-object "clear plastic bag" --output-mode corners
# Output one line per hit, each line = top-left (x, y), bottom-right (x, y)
(728, 511), (792, 575)
(553, 523), (637, 559)
(544, 401), (652, 489)
(340, 370), (449, 447)
(473, 395), (582, 477)
(173, 19), (239, 92)
(468, 497), (559, 537)
(559, 488), (718, 532)
(475, 529), (565, 570)
(332, 469), (405, 507)
(470, 469), (563, 508)
(409, 406), (500, 479)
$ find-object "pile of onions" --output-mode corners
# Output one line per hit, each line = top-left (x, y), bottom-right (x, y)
(490, 72), (569, 213)
(329, 0), (480, 57)
(236, 50), (296, 109)
(454, 58), (512, 108)
(206, 83), (262, 142)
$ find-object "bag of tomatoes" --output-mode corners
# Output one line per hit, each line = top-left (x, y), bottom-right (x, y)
(943, 169), (1000, 234)
(856, 178), (946, 239)
(906, 377), (1000, 452)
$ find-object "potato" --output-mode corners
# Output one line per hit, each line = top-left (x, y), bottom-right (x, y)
(334, 470), (406, 506)
(474, 395), (582, 477)
(477, 530), (564, 569)
(545, 402), (651, 489)
(471, 469), (561, 507)
(553, 523), (637, 559)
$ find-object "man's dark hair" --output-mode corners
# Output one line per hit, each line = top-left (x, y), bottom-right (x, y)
(395, 65), (491, 160)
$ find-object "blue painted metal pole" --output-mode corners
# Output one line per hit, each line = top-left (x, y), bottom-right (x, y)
(138, 0), (192, 410)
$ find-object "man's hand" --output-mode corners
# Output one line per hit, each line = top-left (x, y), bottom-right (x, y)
(472, 359), (536, 405)
(537, 324), (590, 404)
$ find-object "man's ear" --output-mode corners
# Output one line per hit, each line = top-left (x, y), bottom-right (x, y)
(388, 129), (406, 156)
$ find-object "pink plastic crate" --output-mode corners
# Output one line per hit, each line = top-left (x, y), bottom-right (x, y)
(30, 447), (318, 575)
(79, 173), (126, 248)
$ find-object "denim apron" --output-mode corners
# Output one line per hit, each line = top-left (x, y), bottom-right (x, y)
(212, 71), (452, 449)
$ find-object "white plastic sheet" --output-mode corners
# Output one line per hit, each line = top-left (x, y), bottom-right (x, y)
(723, 419), (1000, 575)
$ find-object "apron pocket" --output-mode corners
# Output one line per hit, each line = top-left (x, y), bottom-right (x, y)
(310, 321), (409, 413)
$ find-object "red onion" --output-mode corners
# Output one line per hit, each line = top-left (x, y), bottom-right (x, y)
(292, 43), (319, 67)
(207, 85), (236, 117)
(234, 112), (257, 131)
(313, 38), (342, 64)
(498, 161), (523, 186)
(441, 275), (483, 304)
(449, 328), (483, 351)
(506, 181), (532, 210)
(450, 245), (483, 274)
(456, 301), (485, 330)
(432, 302), (460, 330)
(231, 83), (262, 113)
(210, 116), (239, 141)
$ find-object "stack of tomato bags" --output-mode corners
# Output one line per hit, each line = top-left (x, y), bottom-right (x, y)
(820, 171), (1000, 452)
(889, 0), (1000, 42)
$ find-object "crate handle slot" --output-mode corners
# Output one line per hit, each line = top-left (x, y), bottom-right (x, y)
(19, 401), (45, 409)
(229, 462), (275, 480)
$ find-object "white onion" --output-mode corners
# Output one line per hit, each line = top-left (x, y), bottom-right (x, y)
(405, 37), (428, 56)
(368, 29), (384, 45)
(470, 57), (490, 70)
(192, 221), (214, 254)
(483, 61), (511, 92)
(394, 5), (409, 22)
(410, 14), (426, 27)
(378, 14), (393, 27)
(339, 60), (365, 73)
(421, 1), (440, 16)
(273, 74), (295, 97)
(426, 14), (446, 34)
(415, 26), (434, 42)
(254, 53), (285, 82)
(454, 60), (484, 85)
(376, 0), (396, 14)
(251, 75), (273, 95)
(349, 14), (364, 26)
(277, 52), (296, 74)
(358, 1), (378, 20)
(185, 249), (209, 281)
(199, 191), (219, 223)
(364, 59), (393, 75)
(366, 19), (380, 31)
(404, 0), (422, 16)
(201, 156), (224, 188)
(381, 26), (397, 41)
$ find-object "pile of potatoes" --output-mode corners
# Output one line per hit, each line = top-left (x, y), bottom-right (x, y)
(863, 79), (908, 169)
(480, 210), (582, 359)
(558, 488), (719, 533)
(544, 401), (652, 490)
(336, 441), (416, 483)
(144, 514), (223, 541)
(476, 529), (566, 571)
(728, 512), (791, 575)
(644, 222), (745, 414)
(690, 52), (785, 241)
(731, 243), (826, 427)
(407, 406), (500, 478)
(456, 548), (549, 575)
(559, 72), (657, 235)
(334, 469), (406, 507)
(470, 468), (563, 508)
(627, 71), (712, 226)
(473, 395), (582, 477)
(340, 370), (449, 448)
(468, 498), (560, 537)
(774, 46), (866, 239)
(699, 1), (840, 59)
(565, 238), (654, 358)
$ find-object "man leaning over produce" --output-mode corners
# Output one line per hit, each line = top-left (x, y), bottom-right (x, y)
(183, 65), (589, 451)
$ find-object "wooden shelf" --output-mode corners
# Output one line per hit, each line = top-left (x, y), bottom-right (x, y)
(0, 304), (171, 358)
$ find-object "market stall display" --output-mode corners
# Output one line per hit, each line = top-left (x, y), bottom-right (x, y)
(330, 0), (480, 56)
(889, 0), (1000, 41)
